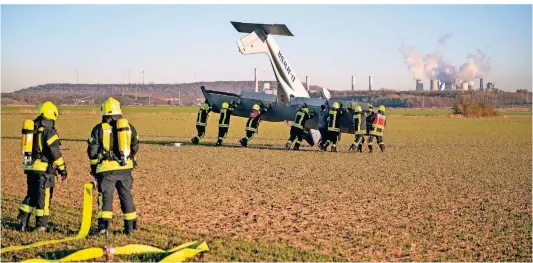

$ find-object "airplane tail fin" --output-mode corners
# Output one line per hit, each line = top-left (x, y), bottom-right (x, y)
(231, 21), (294, 36)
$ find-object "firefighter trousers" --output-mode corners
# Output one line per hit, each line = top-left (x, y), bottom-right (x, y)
(240, 130), (255, 146)
(192, 125), (206, 143)
(351, 134), (366, 148)
(318, 128), (328, 144)
(18, 171), (55, 229)
(96, 170), (137, 233)
(368, 134), (385, 152)
(217, 127), (229, 144)
(287, 127), (304, 149)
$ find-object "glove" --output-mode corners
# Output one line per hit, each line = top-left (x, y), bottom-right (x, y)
(58, 168), (67, 181)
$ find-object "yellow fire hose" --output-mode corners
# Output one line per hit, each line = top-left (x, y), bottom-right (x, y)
(20, 241), (209, 262)
(2, 183), (209, 262)
(1, 183), (94, 253)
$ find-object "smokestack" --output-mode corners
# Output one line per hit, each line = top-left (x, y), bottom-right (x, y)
(430, 79), (438, 91)
(351, 76), (355, 91)
(416, 79), (423, 91)
(480, 78), (484, 91)
(306, 76), (310, 91)
(254, 68), (258, 92)
(368, 76), (373, 91)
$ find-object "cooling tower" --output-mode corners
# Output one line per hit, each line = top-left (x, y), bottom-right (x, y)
(368, 76), (373, 91)
(416, 79), (423, 91)
(351, 76), (355, 91)
(306, 76), (310, 91)
(480, 78), (484, 91)
(430, 79), (438, 91)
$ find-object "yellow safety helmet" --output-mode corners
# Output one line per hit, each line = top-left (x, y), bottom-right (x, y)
(332, 102), (340, 109)
(367, 103), (373, 110)
(222, 102), (229, 109)
(37, 101), (59, 121)
(301, 107), (309, 114)
(354, 105), (362, 112)
(200, 103), (209, 110)
(101, 97), (122, 116)
(379, 105), (386, 112)
(252, 104), (260, 111)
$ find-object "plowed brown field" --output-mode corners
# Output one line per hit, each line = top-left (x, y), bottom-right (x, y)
(2, 109), (531, 261)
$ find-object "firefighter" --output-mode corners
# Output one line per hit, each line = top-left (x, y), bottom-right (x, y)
(368, 105), (386, 153)
(87, 97), (140, 235)
(365, 103), (375, 147)
(285, 104), (314, 150)
(239, 103), (268, 147)
(17, 101), (67, 232)
(319, 102), (347, 152)
(216, 100), (239, 146)
(191, 100), (212, 145)
(317, 104), (328, 145)
(348, 105), (365, 152)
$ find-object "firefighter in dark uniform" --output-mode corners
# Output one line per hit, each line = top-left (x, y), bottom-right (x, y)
(319, 101), (347, 152)
(365, 103), (375, 148)
(348, 105), (365, 153)
(285, 104), (314, 150)
(239, 103), (268, 147)
(191, 101), (212, 144)
(88, 97), (140, 235)
(368, 105), (387, 153)
(17, 101), (68, 232)
(216, 100), (239, 146)
(317, 104), (328, 145)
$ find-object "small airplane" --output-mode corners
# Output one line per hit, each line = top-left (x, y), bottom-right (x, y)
(201, 21), (372, 147)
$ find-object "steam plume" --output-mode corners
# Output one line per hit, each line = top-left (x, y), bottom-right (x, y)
(399, 33), (491, 88)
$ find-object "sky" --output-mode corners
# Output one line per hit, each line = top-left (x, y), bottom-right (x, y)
(1, 4), (532, 92)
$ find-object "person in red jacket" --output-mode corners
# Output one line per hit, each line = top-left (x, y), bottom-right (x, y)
(368, 105), (386, 153)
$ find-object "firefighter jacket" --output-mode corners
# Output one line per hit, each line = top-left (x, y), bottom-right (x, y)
(292, 108), (314, 130)
(24, 118), (66, 174)
(352, 111), (365, 135)
(365, 111), (375, 134)
(370, 112), (386, 136)
(218, 104), (236, 128)
(327, 108), (347, 132)
(245, 107), (268, 132)
(87, 116), (140, 174)
(196, 104), (212, 126)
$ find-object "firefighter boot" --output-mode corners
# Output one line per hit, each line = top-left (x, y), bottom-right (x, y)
(215, 139), (222, 146)
(285, 142), (291, 150)
(357, 144), (363, 153)
(293, 143), (300, 151)
(239, 138), (248, 147)
(191, 137), (199, 145)
(17, 211), (31, 232)
(348, 144), (356, 152)
(368, 145), (373, 153)
(98, 218), (110, 236)
(331, 146), (337, 152)
(380, 144), (385, 152)
(321, 142), (330, 151)
(124, 219), (137, 235)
